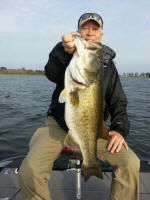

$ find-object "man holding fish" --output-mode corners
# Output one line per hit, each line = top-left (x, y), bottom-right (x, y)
(19, 13), (140, 200)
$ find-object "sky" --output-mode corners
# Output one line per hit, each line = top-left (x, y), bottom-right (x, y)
(0, 0), (150, 74)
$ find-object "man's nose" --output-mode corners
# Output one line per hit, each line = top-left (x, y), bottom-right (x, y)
(87, 28), (94, 35)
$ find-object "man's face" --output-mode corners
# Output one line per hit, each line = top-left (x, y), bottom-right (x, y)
(79, 20), (103, 42)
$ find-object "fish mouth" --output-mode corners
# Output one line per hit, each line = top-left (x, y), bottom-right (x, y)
(70, 74), (87, 87)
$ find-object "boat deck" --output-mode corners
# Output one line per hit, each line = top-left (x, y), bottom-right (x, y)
(0, 168), (150, 200)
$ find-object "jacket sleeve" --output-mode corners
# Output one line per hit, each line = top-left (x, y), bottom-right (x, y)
(106, 62), (130, 138)
(44, 42), (72, 83)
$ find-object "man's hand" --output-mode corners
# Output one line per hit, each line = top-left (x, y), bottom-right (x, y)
(62, 32), (80, 54)
(107, 131), (128, 153)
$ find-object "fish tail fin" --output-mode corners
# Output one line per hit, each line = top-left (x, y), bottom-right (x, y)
(81, 162), (103, 182)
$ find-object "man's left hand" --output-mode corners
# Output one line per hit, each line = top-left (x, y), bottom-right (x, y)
(107, 131), (128, 153)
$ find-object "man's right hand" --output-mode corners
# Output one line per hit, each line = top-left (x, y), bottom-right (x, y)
(62, 32), (79, 54)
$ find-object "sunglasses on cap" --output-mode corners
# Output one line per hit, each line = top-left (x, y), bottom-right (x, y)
(78, 13), (103, 29)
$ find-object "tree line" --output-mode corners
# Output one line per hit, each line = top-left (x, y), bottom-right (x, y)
(120, 72), (150, 78)
(0, 66), (150, 78)
(0, 67), (44, 75)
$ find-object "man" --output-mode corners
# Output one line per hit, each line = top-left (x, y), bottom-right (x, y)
(19, 13), (140, 200)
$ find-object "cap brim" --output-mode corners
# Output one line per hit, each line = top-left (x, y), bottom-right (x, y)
(79, 18), (102, 28)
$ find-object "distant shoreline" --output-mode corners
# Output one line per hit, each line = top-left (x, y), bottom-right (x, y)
(0, 66), (150, 78)
(0, 67), (44, 76)
(0, 73), (44, 76)
(0, 73), (150, 78)
(120, 77), (150, 78)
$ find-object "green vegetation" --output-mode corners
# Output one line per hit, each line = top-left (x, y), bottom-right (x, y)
(0, 66), (150, 78)
(0, 67), (44, 76)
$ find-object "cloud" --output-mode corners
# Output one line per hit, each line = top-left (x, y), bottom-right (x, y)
(0, 0), (149, 72)
(141, 13), (150, 24)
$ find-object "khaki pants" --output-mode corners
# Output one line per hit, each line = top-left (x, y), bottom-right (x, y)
(18, 117), (140, 200)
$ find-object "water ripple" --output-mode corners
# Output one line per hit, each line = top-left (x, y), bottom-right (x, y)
(0, 75), (149, 160)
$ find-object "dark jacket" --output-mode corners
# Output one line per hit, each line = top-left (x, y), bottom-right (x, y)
(45, 42), (130, 138)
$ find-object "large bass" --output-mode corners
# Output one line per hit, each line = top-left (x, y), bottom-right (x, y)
(59, 34), (108, 181)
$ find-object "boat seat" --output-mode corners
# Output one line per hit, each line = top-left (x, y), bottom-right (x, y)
(61, 147), (83, 200)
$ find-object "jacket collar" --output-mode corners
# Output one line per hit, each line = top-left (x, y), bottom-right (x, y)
(102, 44), (116, 64)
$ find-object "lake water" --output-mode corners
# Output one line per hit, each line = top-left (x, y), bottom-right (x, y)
(0, 75), (150, 161)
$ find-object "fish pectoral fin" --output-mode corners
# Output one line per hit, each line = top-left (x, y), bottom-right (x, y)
(69, 89), (79, 107)
(59, 89), (66, 103)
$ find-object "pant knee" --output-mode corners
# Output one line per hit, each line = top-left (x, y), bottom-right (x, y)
(123, 153), (140, 171)
(133, 155), (140, 169)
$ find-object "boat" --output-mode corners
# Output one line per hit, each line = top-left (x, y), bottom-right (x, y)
(0, 155), (150, 200)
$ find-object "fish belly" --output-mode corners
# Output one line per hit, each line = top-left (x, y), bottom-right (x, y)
(65, 72), (102, 167)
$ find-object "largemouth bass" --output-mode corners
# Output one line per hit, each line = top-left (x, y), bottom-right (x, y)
(59, 34), (108, 181)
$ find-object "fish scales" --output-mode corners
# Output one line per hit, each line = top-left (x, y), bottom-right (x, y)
(73, 82), (102, 163)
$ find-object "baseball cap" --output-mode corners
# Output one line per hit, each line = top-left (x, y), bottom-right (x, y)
(78, 13), (103, 29)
